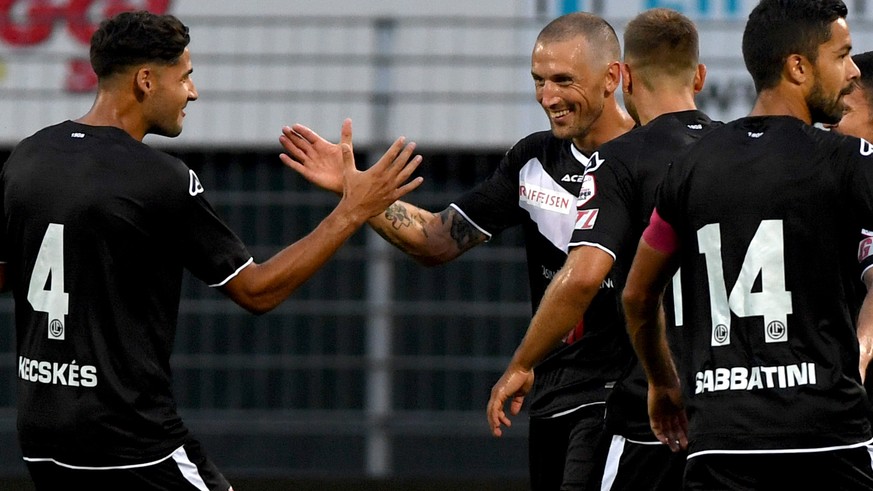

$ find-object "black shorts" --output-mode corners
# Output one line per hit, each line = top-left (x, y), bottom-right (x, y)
(683, 446), (873, 491)
(598, 435), (685, 491)
(529, 402), (607, 490)
(25, 440), (232, 491)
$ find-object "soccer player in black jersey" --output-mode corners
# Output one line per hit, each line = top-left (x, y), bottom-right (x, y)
(623, 1), (873, 489)
(280, 12), (635, 490)
(1, 10), (423, 491)
(552, 9), (716, 490)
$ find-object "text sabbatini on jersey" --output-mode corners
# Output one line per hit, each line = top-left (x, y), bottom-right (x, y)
(695, 362), (816, 394)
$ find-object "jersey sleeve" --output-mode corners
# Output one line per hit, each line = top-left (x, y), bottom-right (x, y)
(845, 139), (873, 277)
(569, 151), (634, 258)
(170, 163), (252, 287)
(450, 141), (528, 238)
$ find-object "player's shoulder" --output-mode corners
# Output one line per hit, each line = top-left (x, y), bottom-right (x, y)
(509, 130), (561, 155)
(804, 123), (873, 158)
(598, 110), (719, 169)
(502, 130), (577, 172)
(646, 110), (720, 140)
(768, 117), (873, 164)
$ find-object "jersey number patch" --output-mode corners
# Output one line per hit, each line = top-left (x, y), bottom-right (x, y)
(27, 223), (69, 340)
(697, 220), (793, 346)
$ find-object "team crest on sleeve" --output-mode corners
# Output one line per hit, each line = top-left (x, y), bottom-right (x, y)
(861, 138), (873, 157)
(188, 169), (205, 196)
(859, 236), (873, 262)
(575, 208), (599, 230)
(577, 174), (596, 206)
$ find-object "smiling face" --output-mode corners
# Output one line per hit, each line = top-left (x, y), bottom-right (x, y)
(807, 18), (859, 125)
(531, 35), (608, 144)
(143, 48), (198, 138)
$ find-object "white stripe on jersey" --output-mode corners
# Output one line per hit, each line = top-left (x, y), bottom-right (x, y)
(688, 437), (873, 459)
(600, 434), (626, 491)
(566, 240), (616, 260)
(544, 400), (604, 419)
(448, 203), (493, 240)
(23, 446), (178, 470)
(172, 445), (210, 491)
(209, 257), (254, 287)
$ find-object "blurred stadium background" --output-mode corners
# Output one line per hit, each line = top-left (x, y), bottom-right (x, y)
(1, 0), (872, 489)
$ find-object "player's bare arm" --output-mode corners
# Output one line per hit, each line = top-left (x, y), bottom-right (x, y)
(368, 204), (486, 265)
(622, 238), (686, 452)
(280, 119), (487, 265)
(859, 267), (873, 383)
(487, 246), (613, 437)
(222, 136), (423, 314)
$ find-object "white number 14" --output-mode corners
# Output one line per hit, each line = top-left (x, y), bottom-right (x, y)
(697, 220), (793, 346)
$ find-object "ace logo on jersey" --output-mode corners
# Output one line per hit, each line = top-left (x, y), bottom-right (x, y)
(189, 170), (205, 196)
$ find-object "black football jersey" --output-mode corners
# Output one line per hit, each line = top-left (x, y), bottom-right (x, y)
(655, 116), (873, 455)
(0, 121), (252, 466)
(569, 110), (718, 440)
(453, 131), (633, 417)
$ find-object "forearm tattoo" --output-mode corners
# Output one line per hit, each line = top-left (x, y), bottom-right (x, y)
(384, 203), (429, 237)
(440, 208), (484, 251)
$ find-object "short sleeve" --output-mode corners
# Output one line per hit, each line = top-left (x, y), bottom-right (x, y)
(569, 150), (634, 258)
(450, 141), (530, 237)
(172, 166), (252, 287)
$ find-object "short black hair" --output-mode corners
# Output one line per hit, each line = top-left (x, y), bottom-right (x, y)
(90, 10), (190, 79)
(742, 0), (848, 92)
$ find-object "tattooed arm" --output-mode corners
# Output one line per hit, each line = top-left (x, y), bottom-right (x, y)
(368, 203), (488, 266)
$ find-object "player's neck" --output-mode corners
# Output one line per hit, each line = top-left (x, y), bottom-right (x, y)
(635, 89), (698, 126)
(76, 91), (148, 142)
(572, 99), (635, 154)
(748, 86), (811, 124)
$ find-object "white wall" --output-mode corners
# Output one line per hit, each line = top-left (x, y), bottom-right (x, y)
(0, 0), (870, 148)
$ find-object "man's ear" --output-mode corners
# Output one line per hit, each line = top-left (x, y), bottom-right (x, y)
(621, 62), (633, 95)
(785, 54), (810, 85)
(135, 66), (153, 94)
(604, 60), (622, 95)
(693, 63), (706, 94)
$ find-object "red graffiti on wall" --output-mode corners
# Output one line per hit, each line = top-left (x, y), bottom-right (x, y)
(0, 1), (172, 92)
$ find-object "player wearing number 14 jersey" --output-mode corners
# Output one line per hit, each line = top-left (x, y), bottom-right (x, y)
(622, 1), (873, 489)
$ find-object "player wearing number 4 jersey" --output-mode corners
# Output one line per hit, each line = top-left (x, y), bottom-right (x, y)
(0, 10), (422, 491)
(623, 1), (873, 489)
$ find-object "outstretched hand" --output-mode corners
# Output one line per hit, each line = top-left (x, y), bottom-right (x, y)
(487, 367), (534, 437)
(338, 134), (424, 223)
(280, 118), (354, 195)
(648, 383), (688, 452)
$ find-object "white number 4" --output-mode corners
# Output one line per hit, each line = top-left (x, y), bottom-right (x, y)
(698, 220), (793, 346)
(27, 223), (69, 340)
